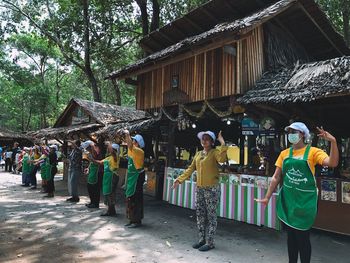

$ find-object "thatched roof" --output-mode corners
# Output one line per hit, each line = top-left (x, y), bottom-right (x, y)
(97, 118), (158, 139)
(54, 98), (149, 127)
(238, 56), (350, 104)
(0, 129), (30, 140)
(107, 0), (349, 80)
(27, 123), (104, 140)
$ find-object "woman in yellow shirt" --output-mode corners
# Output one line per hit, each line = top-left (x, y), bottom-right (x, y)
(90, 143), (120, 217)
(256, 122), (338, 263)
(173, 131), (227, 252)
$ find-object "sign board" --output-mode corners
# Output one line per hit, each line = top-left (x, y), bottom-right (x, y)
(241, 118), (259, 136)
(259, 117), (276, 137)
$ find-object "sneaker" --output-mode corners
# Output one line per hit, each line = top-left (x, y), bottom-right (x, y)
(198, 244), (215, 252)
(124, 222), (132, 227)
(43, 193), (54, 198)
(192, 240), (206, 249)
(29, 186), (37, 190)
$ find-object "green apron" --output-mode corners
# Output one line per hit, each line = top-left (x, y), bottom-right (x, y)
(22, 154), (31, 174)
(102, 160), (113, 195)
(40, 157), (48, 180)
(277, 145), (318, 230)
(126, 157), (143, 198)
(88, 162), (99, 185)
(41, 158), (52, 181)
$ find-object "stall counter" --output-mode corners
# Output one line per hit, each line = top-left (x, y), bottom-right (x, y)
(163, 167), (281, 230)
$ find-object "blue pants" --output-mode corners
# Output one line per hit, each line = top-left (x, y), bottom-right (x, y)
(22, 172), (31, 185)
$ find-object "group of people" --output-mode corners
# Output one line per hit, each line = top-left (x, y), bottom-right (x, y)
(66, 130), (146, 228)
(1, 122), (339, 262)
(1, 142), (58, 197)
(173, 122), (338, 263)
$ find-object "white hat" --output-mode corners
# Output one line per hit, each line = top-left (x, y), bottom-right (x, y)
(131, 134), (145, 148)
(197, 131), (216, 141)
(81, 140), (94, 149)
(285, 122), (310, 140)
(111, 143), (120, 154)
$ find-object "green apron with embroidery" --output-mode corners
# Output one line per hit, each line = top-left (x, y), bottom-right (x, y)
(126, 157), (143, 198)
(102, 160), (113, 195)
(277, 145), (318, 230)
(88, 162), (99, 185)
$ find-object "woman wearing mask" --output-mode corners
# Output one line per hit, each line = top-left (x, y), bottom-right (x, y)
(256, 122), (339, 263)
(89, 143), (120, 216)
(172, 131), (227, 252)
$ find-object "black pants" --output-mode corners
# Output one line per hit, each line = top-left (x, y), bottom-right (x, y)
(5, 158), (11, 172)
(126, 171), (145, 224)
(30, 165), (39, 187)
(87, 172), (103, 206)
(47, 167), (57, 194)
(284, 224), (311, 263)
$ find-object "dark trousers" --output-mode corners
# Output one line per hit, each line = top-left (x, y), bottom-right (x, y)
(87, 173), (103, 206)
(284, 224), (311, 263)
(126, 171), (145, 224)
(5, 158), (11, 172)
(47, 167), (57, 194)
(30, 165), (39, 187)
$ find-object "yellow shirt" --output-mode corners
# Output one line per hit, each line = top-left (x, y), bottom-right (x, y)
(176, 146), (228, 187)
(128, 146), (144, 170)
(104, 155), (120, 173)
(275, 146), (328, 176)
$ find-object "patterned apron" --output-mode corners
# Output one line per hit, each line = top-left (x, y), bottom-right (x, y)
(277, 145), (318, 230)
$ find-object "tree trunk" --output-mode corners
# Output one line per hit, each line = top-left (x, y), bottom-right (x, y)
(136, 0), (149, 36)
(111, 78), (121, 105)
(150, 0), (160, 32)
(25, 108), (32, 131)
(82, 0), (101, 102)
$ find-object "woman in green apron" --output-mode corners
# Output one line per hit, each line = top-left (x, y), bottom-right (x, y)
(83, 141), (104, 208)
(123, 131), (145, 229)
(89, 143), (120, 216)
(256, 122), (339, 263)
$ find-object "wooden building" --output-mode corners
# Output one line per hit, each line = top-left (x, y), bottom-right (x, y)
(107, 0), (350, 232)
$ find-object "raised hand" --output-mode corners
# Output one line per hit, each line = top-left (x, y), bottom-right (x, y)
(217, 130), (225, 145)
(317, 127), (336, 143)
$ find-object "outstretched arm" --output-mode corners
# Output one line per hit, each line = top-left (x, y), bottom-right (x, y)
(255, 167), (282, 205)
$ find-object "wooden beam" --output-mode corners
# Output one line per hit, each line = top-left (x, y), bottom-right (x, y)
(255, 104), (290, 119)
(183, 16), (205, 32)
(297, 2), (343, 56)
(200, 6), (219, 23)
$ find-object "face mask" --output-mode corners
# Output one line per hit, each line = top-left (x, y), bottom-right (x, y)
(288, 133), (301, 144)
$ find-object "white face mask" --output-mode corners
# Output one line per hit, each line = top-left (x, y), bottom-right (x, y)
(288, 133), (302, 145)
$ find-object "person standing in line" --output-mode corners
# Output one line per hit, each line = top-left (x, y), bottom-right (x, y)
(5, 148), (12, 172)
(21, 147), (33, 187)
(44, 145), (58, 198)
(28, 146), (41, 190)
(123, 131), (146, 228)
(83, 141), (103, 209)
(89, 143), (120, 216)
(172, 131), (227, 252)
(256, 122), (339, 263)
(11, 142), (20, 174)
(67, 140), (82, 203)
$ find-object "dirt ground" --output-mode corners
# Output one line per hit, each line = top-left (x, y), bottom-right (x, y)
(0, 171), (349, 263)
